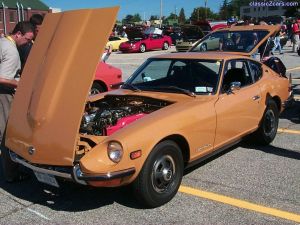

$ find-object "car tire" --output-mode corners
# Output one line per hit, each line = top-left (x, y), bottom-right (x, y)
(162, 42), (169, 50)
(132, 140), (183, 208)
(253, 99), (279, 145)
(89, 82), (105, 95)
(139, 44), (146, 53)
(1, 144), (19, 182)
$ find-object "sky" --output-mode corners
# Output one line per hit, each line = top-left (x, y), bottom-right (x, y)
(43, 0), (223, 20)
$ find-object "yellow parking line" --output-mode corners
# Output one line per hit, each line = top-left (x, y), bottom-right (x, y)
(287, 66), (300, 72)
(179, 185), (300, 223)
(277, 128), (300, 134)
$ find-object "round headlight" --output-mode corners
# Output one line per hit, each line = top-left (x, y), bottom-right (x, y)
(107, 141), (123, 163)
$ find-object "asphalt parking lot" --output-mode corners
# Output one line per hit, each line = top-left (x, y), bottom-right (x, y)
(0, 45), (299, 225)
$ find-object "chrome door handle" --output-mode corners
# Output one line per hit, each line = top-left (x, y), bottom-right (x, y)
(252, 95), (260, 101)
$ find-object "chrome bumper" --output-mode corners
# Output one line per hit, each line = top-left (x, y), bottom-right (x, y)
(10, 151), (135, 186)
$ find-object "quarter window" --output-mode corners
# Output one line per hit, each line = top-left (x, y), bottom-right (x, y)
(249, 61), (263, 82)
(222, 60), (253, 92)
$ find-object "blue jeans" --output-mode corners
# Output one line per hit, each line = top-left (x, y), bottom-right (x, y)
(271, 36), (282, 54)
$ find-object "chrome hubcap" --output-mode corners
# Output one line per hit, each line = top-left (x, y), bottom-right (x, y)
(151, 155), (175, 193)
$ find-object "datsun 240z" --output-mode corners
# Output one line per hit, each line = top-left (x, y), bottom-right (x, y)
(2, 7), (291, 208)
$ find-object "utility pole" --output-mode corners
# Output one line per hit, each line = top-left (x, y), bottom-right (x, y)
(160, 0), (163, 28)
(205, 0), (208, 20)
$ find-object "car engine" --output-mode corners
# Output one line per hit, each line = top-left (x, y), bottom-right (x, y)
(80, 95), (173, 136)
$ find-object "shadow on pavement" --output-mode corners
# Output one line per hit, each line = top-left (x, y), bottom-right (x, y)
(0, 161), (143, 211)
(241, 143), (300, 161)
(280, 99), (300, 124)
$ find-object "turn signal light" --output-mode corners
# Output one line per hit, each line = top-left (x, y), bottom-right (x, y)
(130, 150), (142, 160)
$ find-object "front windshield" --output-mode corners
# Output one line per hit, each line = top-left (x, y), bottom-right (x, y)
(190, 30), (269, 53)
(124, 58), (222, 95)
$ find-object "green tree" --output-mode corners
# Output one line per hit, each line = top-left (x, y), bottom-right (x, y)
(166, 13), (178, 20)
(178, 8), (186, 24)
(219, 0), (229, 20)
(132, 13), (142, 22)
(190, 7), (218, 21)
(123, 14), (134, 24)
(150, 15), (159, 20)
(123, 14), (142, 24)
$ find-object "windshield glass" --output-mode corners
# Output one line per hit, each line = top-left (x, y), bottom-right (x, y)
(124, 58), (222, 95)
(190, 30), (269, 53)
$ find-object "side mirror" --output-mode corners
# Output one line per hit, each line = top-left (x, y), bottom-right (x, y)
(228, 81), (241, 93)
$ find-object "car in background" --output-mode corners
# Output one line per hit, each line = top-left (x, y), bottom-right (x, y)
(192, 20), (212, 35)
(106, 36), (128, 51)
(91, 62), (122, 95)
(162, 26), (183, 45)
(175, 25), (205, 52)
(210, 21), (228, 31)
(119, 27), (172, 53)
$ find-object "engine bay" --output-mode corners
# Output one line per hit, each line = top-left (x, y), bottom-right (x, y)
(80, 95), (173, 136)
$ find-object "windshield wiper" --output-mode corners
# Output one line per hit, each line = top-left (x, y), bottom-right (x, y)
(155, 86), (196, 97)
(122, 83), (141, 92)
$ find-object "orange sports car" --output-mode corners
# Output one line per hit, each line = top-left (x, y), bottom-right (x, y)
(2, 8), (292, 208)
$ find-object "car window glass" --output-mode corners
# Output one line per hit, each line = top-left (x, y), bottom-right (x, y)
(127, 59), (222, 95)
(249, 61), (263, 82)
(222, 60), (253, 92)
(131, 60), (172, 84)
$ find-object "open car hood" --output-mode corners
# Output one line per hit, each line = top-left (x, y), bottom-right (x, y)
(126, 28), (144, 40)
(191, 25), (280, 56)
(6, 7), (119, 165)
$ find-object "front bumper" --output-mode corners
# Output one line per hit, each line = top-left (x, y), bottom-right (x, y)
(10, 151), (135, 186)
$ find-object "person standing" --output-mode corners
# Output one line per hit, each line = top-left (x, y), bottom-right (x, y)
(18, 14), (44, 71)
(0, 21), (34, 181)
(291, 19), (300, 53)
(271, 29), (285, 55)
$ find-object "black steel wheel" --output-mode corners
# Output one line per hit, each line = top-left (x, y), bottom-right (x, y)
(253, 99), (279, 145)
(132, 140), (183, 208)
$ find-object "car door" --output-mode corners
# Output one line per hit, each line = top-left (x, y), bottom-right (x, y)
(150, 34), (162, 49)
(214, 59), (262, 149)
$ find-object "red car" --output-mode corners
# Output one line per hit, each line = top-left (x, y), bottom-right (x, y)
(91, 62), (122, 95)
(119, 28), (172, 53)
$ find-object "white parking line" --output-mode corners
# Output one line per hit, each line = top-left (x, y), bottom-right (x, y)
(27, 208), (51, 221)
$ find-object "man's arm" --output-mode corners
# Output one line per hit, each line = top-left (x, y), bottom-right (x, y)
(0, 77), (18, 88)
